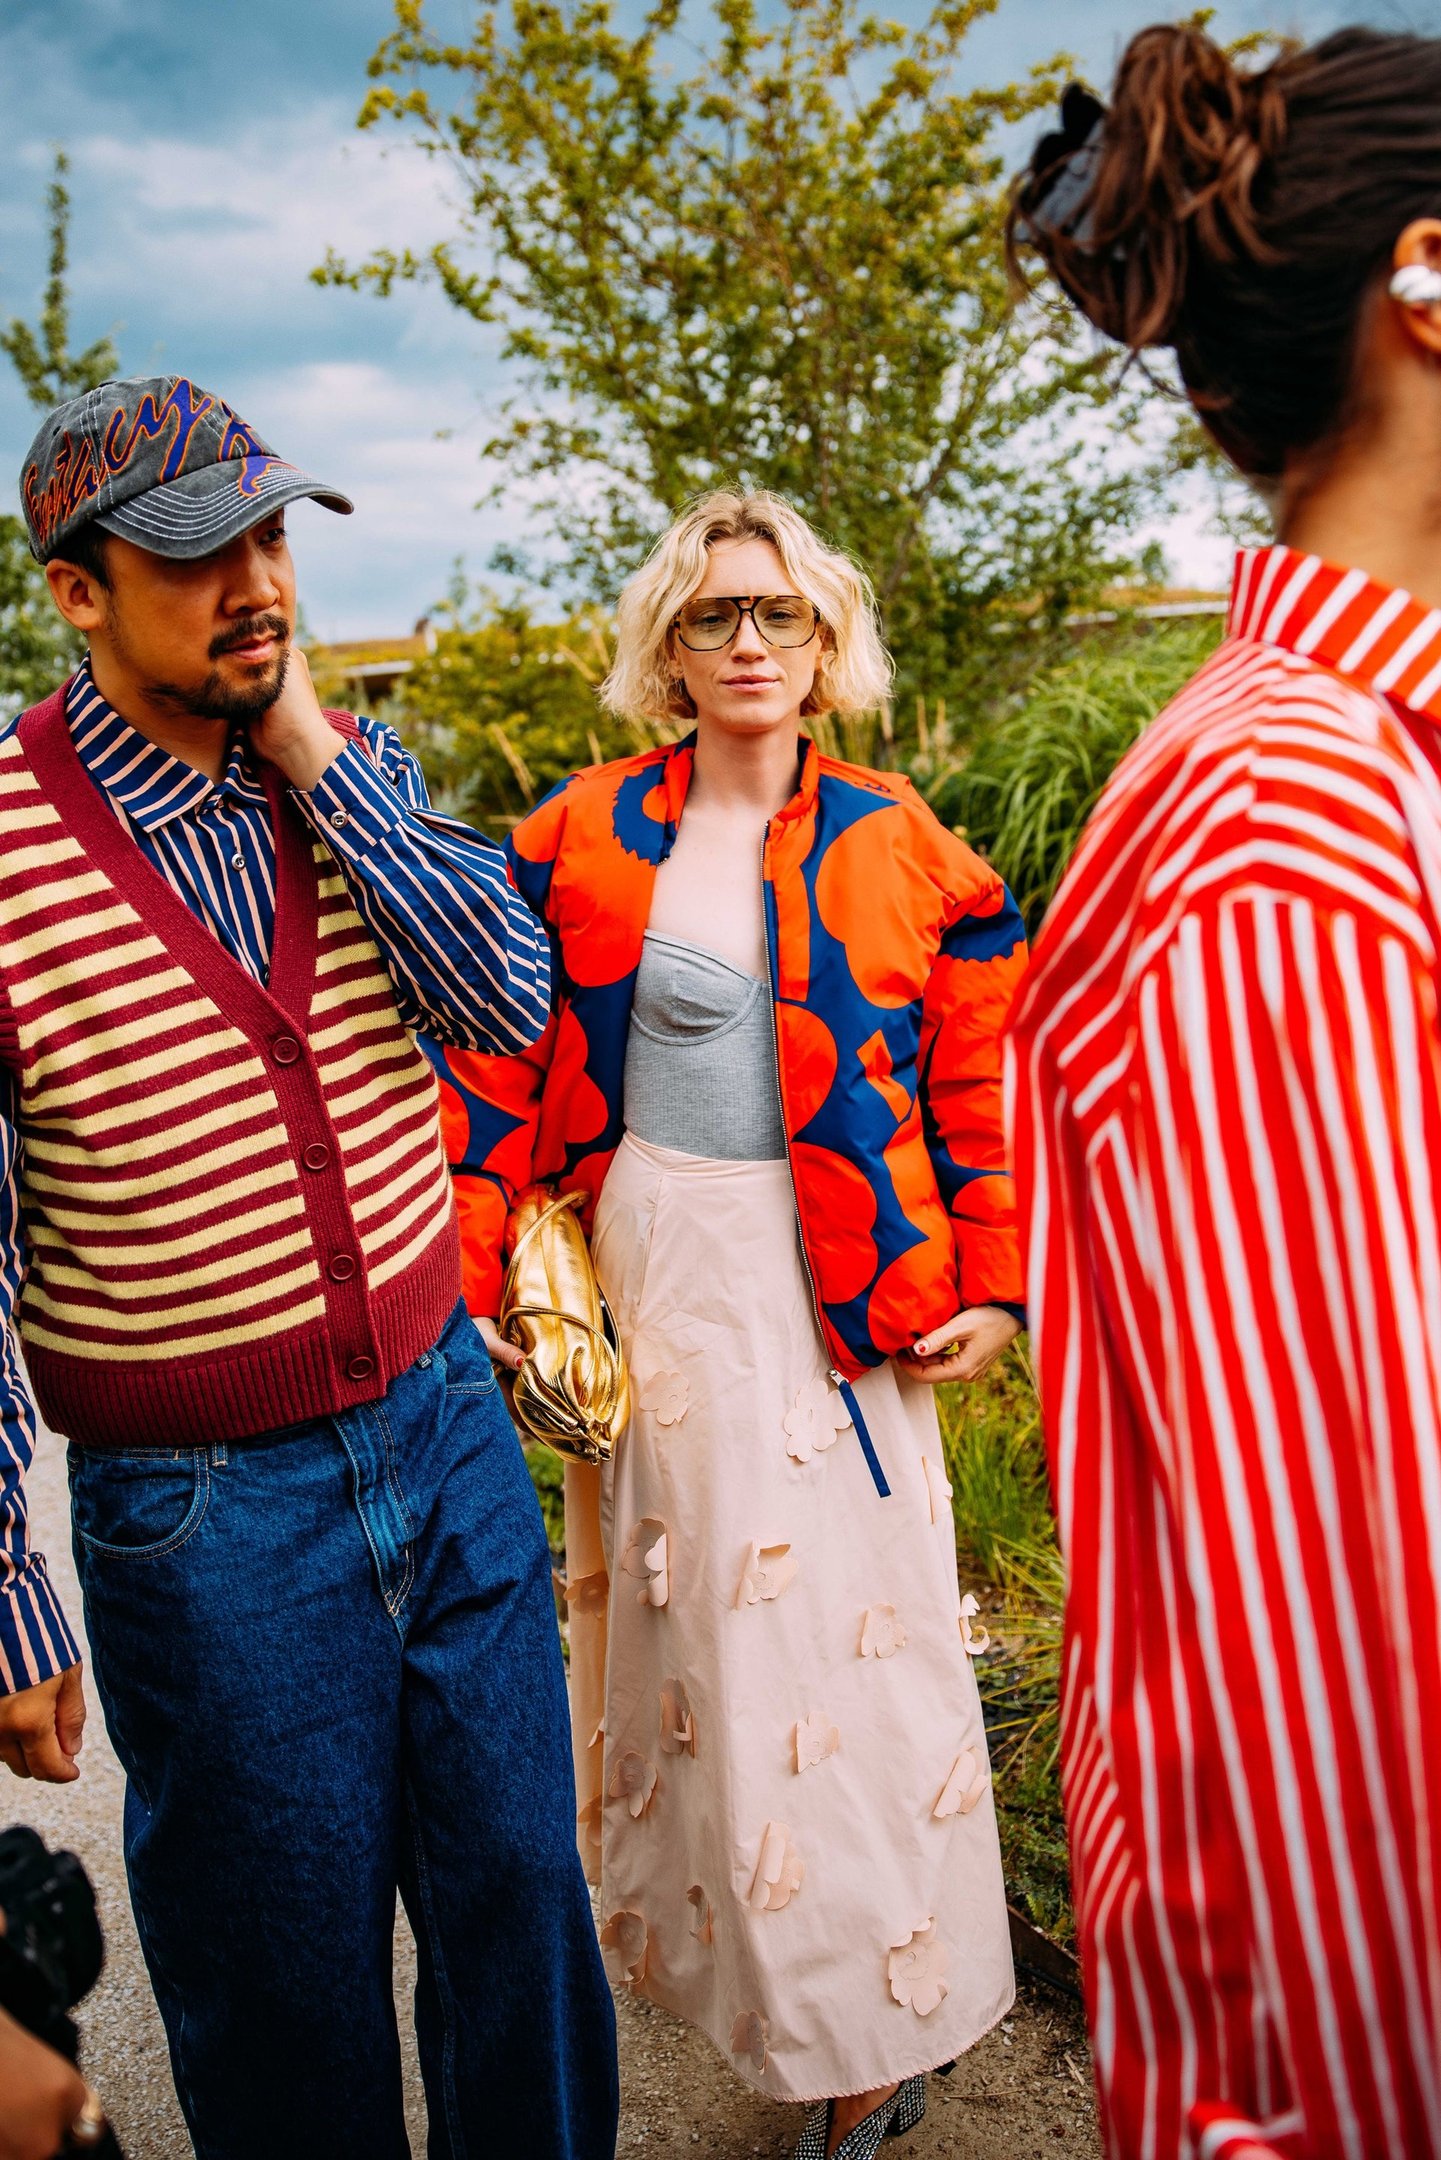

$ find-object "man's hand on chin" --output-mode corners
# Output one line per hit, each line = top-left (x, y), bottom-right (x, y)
(0, 1665), (85, 1783)
(250, 647), (346, 792)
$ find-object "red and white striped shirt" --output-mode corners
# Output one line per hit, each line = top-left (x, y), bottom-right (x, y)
(1008, 546), (1441, 2160)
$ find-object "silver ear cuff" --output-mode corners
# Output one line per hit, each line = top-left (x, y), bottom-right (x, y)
(1390, 264), (1441, 307)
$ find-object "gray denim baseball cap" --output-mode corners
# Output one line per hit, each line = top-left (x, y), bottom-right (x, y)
(20, 374), (353, 564)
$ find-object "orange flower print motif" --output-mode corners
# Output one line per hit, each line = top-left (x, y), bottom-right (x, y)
(686, 1884), (715, 1945)
(748, 1821), (805, 1912)
(783, 1376), (852, 1464)
(608, 1749), (658, 1819)
(960, 1592), (991, 1657)
(932, 1748), (989, 1819)
(600, 1909), (649, 1989)
(794, 1709), (841, 1773)
(659, 1676), (696, 1757)
(621, 1518), (670, 1608)
(730, 2010), (769, 2075)
(640, 1369), (689, 1428)
(860, 1604), (907, 1659)
(888, 1919), (950, 2017)
(736, 1540), (799, 1609)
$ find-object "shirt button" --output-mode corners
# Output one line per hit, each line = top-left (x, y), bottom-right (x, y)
(327, 1253), (357, 1282)
(329, 810), (349, 830)
(272, 1035), (301, 1066)
(346, 1354), (375, 1381)
(230, 853), (246, 871)
(302, 1142), (331, 1173)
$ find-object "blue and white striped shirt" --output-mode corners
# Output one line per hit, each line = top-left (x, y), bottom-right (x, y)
(0, 663), (551, 1693)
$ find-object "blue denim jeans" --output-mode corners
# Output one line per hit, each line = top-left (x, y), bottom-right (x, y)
(69, 1303), (618, 2160)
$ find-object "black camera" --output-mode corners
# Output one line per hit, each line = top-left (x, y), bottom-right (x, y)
(0, 1825), (122, 2157)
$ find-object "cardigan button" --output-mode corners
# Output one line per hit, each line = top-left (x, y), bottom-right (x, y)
(346, 1353), (376, 1381)
(328, 1254), (357, 1282)
(302, 1143), (331, 1173)
(272, 1035), (301, 1066)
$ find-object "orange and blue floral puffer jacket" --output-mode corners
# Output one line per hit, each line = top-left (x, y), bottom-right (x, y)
(427, 732), (1027, 1421)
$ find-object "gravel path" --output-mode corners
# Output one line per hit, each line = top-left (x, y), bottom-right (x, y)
(14, 1424), (1101, 2158)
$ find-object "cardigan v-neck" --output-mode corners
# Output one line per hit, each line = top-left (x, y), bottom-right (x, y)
(19, 681), (321, 1034)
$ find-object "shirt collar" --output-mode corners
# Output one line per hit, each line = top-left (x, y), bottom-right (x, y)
(65, 658), (268, 833)
(1229, 544), (1441, 723)
(660, 730), (821, 840)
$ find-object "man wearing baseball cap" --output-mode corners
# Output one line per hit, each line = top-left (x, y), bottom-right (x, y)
(0, 377), (618, 2158)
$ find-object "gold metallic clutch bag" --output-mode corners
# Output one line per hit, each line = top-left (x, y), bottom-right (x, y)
(498, 1185), (631, 1465)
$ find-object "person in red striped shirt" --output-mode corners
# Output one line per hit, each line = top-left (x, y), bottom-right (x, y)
(1007, 24), (1441, 2160)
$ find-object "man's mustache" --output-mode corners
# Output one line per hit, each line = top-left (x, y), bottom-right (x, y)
(209, 615), (290, 660)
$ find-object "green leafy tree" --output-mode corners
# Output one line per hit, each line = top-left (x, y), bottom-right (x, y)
(2, 149), (119, 411)
(319, 0), (1175, 725)
(367, 583), (641, 830)
(0, 518), (87, 711)
(0, 150), (121, 713)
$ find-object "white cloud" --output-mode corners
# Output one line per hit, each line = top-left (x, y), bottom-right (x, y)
(0, 3), (1301, 641)
(82, 114), (450, 274)
(37, 107), (542, 639)
(242, 357), (519, 641)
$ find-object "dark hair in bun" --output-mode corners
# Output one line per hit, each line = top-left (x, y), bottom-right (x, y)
(1009, 24), (1441, 481)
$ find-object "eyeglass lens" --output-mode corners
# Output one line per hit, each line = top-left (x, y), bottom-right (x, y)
(675, 596), (819, 650)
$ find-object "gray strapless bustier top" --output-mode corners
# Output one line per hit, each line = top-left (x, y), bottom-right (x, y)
(623, 932), (787, 1162)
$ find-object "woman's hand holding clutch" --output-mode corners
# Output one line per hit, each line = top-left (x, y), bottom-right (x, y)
(473, 1315), (526, 1374)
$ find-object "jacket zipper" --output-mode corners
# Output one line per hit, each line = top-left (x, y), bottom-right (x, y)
(761, 816), (890, 1500)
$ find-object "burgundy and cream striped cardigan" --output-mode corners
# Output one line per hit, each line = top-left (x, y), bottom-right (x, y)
(0, 687), (460, 1449)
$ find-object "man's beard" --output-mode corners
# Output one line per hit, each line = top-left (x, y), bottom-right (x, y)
(144, 615), (292, 724)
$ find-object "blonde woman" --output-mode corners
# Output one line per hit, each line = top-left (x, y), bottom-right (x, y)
(436, 493), (1024, 2158)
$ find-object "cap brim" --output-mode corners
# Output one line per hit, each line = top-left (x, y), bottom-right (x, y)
(92, 455), (354, 562)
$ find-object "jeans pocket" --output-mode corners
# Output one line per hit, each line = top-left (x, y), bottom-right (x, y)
(69, 1447), (211, 1560)
(441, 1319), (498, 1397)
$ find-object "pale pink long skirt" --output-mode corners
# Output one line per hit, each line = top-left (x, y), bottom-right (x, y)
(563, 1133), (1015, 2103)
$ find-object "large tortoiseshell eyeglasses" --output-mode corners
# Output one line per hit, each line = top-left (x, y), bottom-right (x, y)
(672, 595), (821, 651)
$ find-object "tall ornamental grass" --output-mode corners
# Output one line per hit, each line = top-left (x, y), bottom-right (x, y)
(944, 1353), (1072, 1945)
(943, 616), (1223, 927)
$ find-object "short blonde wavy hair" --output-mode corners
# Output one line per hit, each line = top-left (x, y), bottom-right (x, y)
(601, 490), (893, 724)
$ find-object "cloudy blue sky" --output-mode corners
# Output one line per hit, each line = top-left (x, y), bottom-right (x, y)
(1, 0), (1435, 636)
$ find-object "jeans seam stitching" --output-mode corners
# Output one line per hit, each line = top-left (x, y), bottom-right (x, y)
(376, 1404), (415, 1614)
(334, 1415), (394, 1623)
(404, 1776), (466, 2158)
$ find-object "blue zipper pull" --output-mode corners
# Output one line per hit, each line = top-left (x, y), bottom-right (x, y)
(833, 1371), (890, 1498)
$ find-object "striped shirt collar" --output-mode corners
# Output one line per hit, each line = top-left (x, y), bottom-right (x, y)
(1229, 544), (1441, 722)
(66, 657), (268, 833)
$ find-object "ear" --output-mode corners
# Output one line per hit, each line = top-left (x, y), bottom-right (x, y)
(1390, 219), (1441, 357)
(45, 558), (108, 634)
